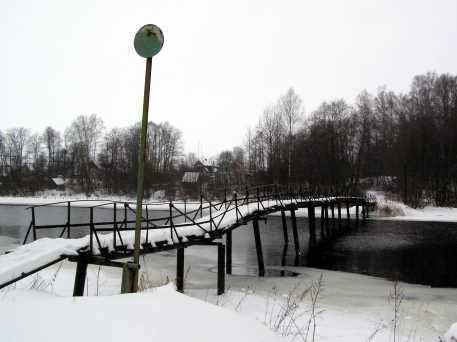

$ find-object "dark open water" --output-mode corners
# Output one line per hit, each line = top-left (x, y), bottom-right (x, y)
(230, 216), (457, 287)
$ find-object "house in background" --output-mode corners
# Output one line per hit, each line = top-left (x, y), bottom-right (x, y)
(50, 175), (66, 191)
(181, 160), (218, 196)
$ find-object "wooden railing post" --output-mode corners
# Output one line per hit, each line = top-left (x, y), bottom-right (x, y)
(67, 201), (71, 238)
(113, 203), (117, 248)
(209, 199), (213, 231)
(234, 192), (238, 222)
(89, 207), (94, 254)
(184, 198), (187, 222)
(124, 203), (128, 228)
(31, 207), (37, 241)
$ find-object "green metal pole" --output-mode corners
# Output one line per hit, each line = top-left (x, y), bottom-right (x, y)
(131, 56), (152, 292)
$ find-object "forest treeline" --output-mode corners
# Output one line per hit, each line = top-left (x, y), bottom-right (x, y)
(2, 71), (457, 206)
(0, 115), (183, 195)
(225, 72), (457, 207)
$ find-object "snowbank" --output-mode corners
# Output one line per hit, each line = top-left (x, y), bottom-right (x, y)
(0, 284), (281, 342)
(369, 191), (457, 222)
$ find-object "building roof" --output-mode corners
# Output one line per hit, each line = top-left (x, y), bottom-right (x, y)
(51, 176), (65, 186)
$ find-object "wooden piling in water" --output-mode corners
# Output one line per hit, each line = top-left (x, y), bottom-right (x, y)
(356, 204), (359, 227)
(252, 219), (265, 276)
(290, 208), (300, 253)
(176, 247), (185, 292)
(217, 243), (225, 295)
(337, 202), (342, 233)
(320, 205), (325, 240)
(325, 205), (330, 238)
(346, 201), (351, 229)
(280, 209), (289, 244)
(308, 205), (317, 247)
(226, 230), (232, 275)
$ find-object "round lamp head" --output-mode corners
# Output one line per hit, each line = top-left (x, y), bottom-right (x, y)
(134, 24), (164, 58)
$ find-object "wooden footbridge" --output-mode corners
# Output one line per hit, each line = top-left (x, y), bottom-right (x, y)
(0, 184), (375, 295)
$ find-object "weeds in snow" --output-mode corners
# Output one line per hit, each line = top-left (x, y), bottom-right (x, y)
(29, 261), (64, 292)
(262, 274), (324, 342)
(389, 280), (404, 342)
(365, 320), (388, 342)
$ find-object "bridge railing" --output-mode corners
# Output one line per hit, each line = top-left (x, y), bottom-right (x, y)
(22, 185), (374, 255)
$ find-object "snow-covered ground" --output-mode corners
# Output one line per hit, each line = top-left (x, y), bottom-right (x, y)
(1, 246), (456, 342)
(0, 284), (279, 342)
(1, 192), (457, 341)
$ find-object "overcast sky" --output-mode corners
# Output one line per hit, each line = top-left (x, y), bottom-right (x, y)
(1, 0), (457, 158)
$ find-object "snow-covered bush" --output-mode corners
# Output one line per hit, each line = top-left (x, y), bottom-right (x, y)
(444, 322), (457, 342)
(375, 202), (405, 217)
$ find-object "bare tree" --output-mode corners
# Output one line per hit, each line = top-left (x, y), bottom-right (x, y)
(6, 127), (29, 170)
(42, 126), (61, 171)
(279, 88), (303, 180)
(27, 133), (43, 170)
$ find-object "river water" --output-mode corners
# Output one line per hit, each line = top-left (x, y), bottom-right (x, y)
(1, 204), (456, 287)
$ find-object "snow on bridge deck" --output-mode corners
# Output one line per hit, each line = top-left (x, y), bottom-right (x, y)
(0, 198), (294, 286)
(0, 195), (365, 288)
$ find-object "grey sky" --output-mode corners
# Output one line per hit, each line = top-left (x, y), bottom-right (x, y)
(1, 0), (457, 158)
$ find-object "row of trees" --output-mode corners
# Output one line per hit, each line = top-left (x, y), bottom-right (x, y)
(220, 72), (457, 206)
(0, 114), (183, 195)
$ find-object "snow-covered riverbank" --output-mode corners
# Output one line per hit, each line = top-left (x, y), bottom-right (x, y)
(1, 245), (456, 342)
(369, 191), (457, 223)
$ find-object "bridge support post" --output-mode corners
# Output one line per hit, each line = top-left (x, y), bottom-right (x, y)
(337, 202), (342, 233)
(252, 219), (265, 276)
(290, 208), (300, 253)
(226, 230), (232, 275)
(280, 210), (289, 245)
(356, 204), (359, 227)
(346, 201), (351, 229)
(308, 205), (317, 248)
(331, 204), (335, 236)
(217, 243), (225, 295)
(320, 205), (325, 240)
(325, 205), (330, 238)
(73, 258), (88, 296)
(176, 247), (185, 292)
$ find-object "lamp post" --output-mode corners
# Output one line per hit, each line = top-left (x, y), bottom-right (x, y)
(122, 24), (164, 293)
